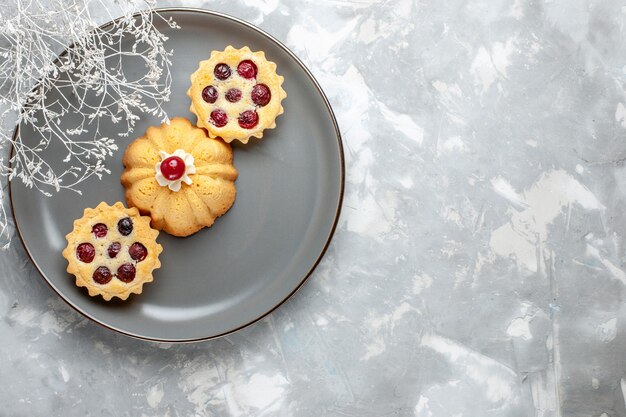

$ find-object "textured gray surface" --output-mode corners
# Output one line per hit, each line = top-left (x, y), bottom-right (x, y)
(2, 0), (626, 415)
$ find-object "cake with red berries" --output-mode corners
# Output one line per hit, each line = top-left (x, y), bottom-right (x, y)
(62, 201), (162, 301)
(121, 117), (238, 236)
(187, 46), (287, 144)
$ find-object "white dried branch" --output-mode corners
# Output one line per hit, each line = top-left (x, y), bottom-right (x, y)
(0, 0), (178, 247)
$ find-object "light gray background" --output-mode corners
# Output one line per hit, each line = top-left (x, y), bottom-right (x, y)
(2, 0), (625, 416)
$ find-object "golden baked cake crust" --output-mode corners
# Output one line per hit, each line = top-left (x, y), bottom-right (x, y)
(62, 201), (162, 301)
(187, 46), (287, 144)
(121, 117), (238, 236)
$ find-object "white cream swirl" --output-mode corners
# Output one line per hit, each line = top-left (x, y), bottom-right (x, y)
(154, 149), (196, 192)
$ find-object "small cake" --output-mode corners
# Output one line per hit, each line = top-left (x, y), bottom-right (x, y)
(62, 202), (162, 301)
(121, 117), (238, 236)
(187, 45), (287, 144)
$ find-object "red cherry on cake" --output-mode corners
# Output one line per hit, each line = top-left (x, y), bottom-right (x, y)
(202, 85), (218, 103)
(76, 243), (95, 263)
(237, 60), (257, 79)
(210, 109), (228, 127)
(129, 242), (148, 262)
(117, 263), (136, 283)
(107, 242), (121, 258)
(251, 84), (271, 106)
(92, 223), (107, 238)
(238, 110), (258, 129)
(93, 266), (112, 284)
(160, 156), (186, 181)
(225, 88), (242, 103)
(214, 63), (231, 80)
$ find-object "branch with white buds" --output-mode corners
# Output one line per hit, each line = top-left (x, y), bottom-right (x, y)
(0, 0), (178, 247)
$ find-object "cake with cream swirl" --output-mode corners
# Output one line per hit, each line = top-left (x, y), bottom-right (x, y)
(121, 117), (238, 237)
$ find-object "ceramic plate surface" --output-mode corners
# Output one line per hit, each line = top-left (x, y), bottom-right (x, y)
(10, 8), (344, 342)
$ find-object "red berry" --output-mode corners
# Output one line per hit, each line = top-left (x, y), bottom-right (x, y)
(92, 223), (107, 238)
(210, 109), (228, 127)
(214, 63), (231, 80)
(117, 217), (133, 236)
(238, 110), (258, 129)
(237, 60), (257, 79)
(225, 88), (242, 103)
(117, 263), (136, 283)
(129, 242), (148, 262)
(251, 84), (271, 106)
(93, 266), (112, 284)
(76, 243), (95, 263)
(107, 242), (121, 258)
(202, 85), (218, 103)
(160, 156), (186, 181)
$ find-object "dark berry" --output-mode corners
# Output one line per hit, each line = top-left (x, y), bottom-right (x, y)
(237, 60), (257, 79)
(129, 242), (148, 262)
(210, 109), (228, 127)
(116, 263), (136, 283)
(117, 217), (133, 236)
(214, 63), (231, 80)
(202, 85), (218, 103)
(251, 84), (271, 106)
(225, 88), (242, 103)
(107, 242), (121, 258)
(76, 243), (95, 263)
(160, 156), (186, 181)
(238, 110), (259, 129)
(92, 223), (108, 238)
(93, 266), (112, 284)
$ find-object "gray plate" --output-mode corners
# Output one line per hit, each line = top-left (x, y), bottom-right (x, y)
(10, 8), (344, 342)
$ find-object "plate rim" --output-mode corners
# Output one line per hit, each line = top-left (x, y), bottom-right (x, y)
(9, 7), (345, 343)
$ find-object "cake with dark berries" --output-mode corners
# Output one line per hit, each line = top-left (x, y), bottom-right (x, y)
(62, 201), (162, 301)
(121, 117), (238, 237)
(187, 46), (287, 144)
